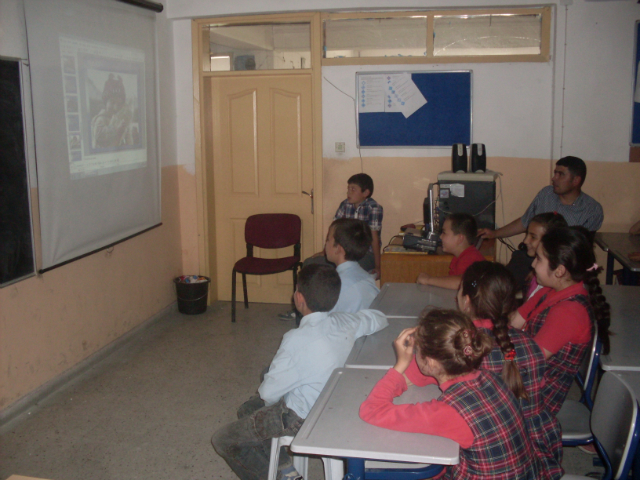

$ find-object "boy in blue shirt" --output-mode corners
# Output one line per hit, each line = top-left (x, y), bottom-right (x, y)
(212, 264), (387, 480)
(324, 218), (380, 313)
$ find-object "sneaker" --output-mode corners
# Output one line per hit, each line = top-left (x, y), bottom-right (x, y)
(279, 465), (302, 480)
(278, 310), (296, 320)
(578, 444), (597, 455)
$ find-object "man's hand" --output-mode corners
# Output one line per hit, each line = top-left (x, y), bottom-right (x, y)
(370, 268), (380, 281)
(416, 273), (431, 285)
(478, 228), (496, 239)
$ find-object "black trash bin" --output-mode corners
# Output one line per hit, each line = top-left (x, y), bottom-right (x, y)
(174, 275), (211, 315)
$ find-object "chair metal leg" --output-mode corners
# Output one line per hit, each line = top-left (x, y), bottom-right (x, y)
(242, 273), (249, 308)
(232, 269), (237, 323)
(292, 264), (299, 293)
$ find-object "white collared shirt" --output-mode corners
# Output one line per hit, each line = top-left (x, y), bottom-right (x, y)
(332, 261), (380, 314)
(258, 309), (388, 418)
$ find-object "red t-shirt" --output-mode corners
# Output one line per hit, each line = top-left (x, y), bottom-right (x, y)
(359, 368), (475, 448)
(517, 282), (592, 354)
(449, 245), (485, 276)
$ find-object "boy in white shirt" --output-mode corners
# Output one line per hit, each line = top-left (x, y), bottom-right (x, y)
(212, 264), (388, 480)
(325, 218), (379, 313)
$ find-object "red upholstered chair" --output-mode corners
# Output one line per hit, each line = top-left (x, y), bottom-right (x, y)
(232, 214), (302, 322)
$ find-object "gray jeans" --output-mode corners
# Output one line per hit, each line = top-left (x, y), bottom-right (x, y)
(212, 396), (304, 480)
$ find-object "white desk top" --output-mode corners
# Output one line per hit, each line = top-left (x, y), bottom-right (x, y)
(345, 318), (418, 369)
(600, 285), (640, 372)
(369, 283), (457, 318)
(290, 368), (459, 465)
(595, 233), (640, 272)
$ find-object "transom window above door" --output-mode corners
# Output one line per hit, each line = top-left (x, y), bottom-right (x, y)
(202, 22), (311, 72)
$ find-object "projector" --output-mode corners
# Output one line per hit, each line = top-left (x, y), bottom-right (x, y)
(402, 231), (439, 253)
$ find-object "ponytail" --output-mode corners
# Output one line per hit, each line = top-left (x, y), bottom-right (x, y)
(461, 261), (528, 399)
(415, 309), (493, 376)
(583, 267), (611, 354)
(492, 315), (528, 400)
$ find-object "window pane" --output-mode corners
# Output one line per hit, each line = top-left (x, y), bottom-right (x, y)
(324, 17), (427, 58)
(204, 23), (310, 71)
(434, 14), (541, 57)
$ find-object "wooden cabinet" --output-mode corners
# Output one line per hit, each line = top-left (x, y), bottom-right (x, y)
(380, 239), (496, 286)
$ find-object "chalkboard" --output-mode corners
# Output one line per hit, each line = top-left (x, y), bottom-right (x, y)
(357, 71), (472, 148)
(0, 59), (35, 285)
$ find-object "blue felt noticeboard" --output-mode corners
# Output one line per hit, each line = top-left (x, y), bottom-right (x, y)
(357, 71), (472, 148)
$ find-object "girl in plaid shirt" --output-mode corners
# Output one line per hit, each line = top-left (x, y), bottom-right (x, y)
(360, 309), (543, 480)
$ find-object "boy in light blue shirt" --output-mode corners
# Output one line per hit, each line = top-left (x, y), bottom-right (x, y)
(212, 264), (387, 480)
(324, 218), (380, 313)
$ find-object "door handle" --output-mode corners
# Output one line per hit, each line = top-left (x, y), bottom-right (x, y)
(302, 189), (314, 214)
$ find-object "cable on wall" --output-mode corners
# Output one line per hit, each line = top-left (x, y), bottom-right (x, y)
(322, 75), (364, 173)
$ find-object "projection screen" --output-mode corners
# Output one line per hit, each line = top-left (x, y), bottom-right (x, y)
(24, 0), (161, 271)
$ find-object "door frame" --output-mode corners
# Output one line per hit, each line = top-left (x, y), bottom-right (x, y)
(191, 13), (324, 301)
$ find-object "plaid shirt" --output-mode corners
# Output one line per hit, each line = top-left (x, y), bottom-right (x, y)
(440, 371), (541, 480)
(334, 197), (383, 254)
(478, 325), (563, 480)
(525, 292), (593, 416)
(334, 197), (383, 231)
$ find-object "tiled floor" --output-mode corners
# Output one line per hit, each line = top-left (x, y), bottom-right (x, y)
(0, 301), (600, 480)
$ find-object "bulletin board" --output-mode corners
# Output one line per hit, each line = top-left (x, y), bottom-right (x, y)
(356, 71), (472, 148)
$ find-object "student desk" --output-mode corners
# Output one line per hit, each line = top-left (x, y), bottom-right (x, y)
(599, 285), (640, 372)
(369, 282), (457, 318)
(345, 317), (417, 369)
(346, 283), (456, 369)
(290, 368), (459, 479)
(594, 232), (640, 285)
(380, 238), (495, 286)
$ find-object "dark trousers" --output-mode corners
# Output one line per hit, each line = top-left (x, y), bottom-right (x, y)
(212, 395), (304, 480)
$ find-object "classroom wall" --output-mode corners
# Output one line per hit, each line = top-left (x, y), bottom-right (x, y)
(3, 0), (640, 414)
(0, 2), (184, 413)
(168, 0), (640, 274)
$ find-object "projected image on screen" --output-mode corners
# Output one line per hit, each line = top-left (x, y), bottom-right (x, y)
(60, 36), (147, 179)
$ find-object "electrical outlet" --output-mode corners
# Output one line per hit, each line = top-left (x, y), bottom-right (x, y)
(335, 142), (346, 153)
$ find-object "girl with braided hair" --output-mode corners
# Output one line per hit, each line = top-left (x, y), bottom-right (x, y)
(360, 309), (544, 480)
(512, 226), (611, 417)
(456, 261), (562, 480)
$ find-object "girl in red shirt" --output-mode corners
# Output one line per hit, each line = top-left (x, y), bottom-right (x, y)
(360, 309), (543, 480)
(457, 261), (562, 479)
(511, 227), (610, 416)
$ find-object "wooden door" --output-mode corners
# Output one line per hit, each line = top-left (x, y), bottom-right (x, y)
(209, 74), (314, 303)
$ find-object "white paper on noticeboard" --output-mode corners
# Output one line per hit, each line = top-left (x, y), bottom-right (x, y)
(386, 73), (427, 118)
(358, 75), (386, 113)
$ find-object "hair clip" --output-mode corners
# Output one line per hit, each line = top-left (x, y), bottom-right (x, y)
(504, 350), (516, 361)
(462, 329), (470, 338)
(586, 263), (599, 272)
(463, 345), (473, 356)
(471, 280), (477, 288)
